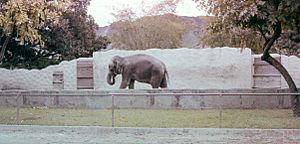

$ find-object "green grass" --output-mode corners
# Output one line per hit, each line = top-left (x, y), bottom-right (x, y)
(0, 107), (299, 129)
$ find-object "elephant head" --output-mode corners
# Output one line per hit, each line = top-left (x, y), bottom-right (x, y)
(107, 56), (124, 85)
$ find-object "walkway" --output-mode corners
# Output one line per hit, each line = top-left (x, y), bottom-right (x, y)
(0, 125), (299, 144)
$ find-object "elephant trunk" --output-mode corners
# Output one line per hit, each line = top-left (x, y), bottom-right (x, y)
(107, 72), (116, 85)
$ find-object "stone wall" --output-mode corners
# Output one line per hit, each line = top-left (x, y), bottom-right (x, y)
(281, 55), (300, 88)
(252, 54), (300, 89)
(0, 58), (92, 90)
(0, 89), (292, 109)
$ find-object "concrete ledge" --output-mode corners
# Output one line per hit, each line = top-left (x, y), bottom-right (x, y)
(0, 89), (295, 109)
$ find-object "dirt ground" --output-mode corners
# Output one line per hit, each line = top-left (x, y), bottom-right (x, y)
(0, 125), (300, 144)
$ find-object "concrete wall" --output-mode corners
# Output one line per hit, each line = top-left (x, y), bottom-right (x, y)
(0, 89), (292, 109)
(0, 48), (299, 90)
(252, 54), (300, 89)
(0, 58), (92, 90)
(281, 55), (300, 88)
(93, 48), (253, 90)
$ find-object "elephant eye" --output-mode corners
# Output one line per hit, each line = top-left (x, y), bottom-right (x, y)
(108, 65), (115, 71)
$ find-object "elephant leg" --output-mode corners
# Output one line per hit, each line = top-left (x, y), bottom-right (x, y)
(120, 72), (132, 89)
(160, 77), (168, 88)
(150, 76), (162, 88)
(129, 79), (135, 89)
(120, 81), (128, 89)
(120, 77), (129, 89)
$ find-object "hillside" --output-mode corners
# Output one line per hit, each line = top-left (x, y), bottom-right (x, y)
(96, 14), (213, 49)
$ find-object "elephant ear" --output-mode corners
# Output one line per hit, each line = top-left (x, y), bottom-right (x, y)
(116, 60), (126, 74)
(112, 56), (120, 64)
(112, 56), (125, 74)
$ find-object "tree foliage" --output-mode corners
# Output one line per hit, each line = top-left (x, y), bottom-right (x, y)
(200, 27), (265, 53)
(196, 0), (300, 116)
(0, 0), (69, 67)
(41, 0), (110, 61)
(0, 0), (110, 69)
(111, 0), (182, 22)
(0, 0), (69, 46)
(198, 16), (265, 53)
(111, 14), (185, 49)
(197, 0), (299, 53)
(146, 0), (182, 16)
(109, 0), (192, 49)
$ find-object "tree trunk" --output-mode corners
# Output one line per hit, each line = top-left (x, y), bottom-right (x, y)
(0, 34), (12, 63)
(262, 53), (299, 116)
(261, 22), (300, 117)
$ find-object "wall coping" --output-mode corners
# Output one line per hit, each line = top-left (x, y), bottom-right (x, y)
(0, 88), (296, 96)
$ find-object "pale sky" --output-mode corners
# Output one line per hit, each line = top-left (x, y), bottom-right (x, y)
(88, 0), (206, 27)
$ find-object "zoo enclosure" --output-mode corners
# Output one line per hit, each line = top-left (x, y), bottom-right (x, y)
(0, 90), (299, 127)
(2, 48), (300, 90)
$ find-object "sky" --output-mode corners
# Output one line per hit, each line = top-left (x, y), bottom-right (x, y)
(87, 0), (206, 27)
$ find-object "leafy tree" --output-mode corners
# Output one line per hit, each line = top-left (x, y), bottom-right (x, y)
(110, 0), (182, 21)
(196, 0), (300, 116)
(145, 0), (182, 16)
(0, 0), (110, 69)
(41, 0), (110, 61)
(200, 26), (265, 54)
(109, 0), (185, 49)
(111, 14), (185, 49)
(274, 31), (300, 57)
(0, 0), (69, 63)
(111, 6), (137, 22)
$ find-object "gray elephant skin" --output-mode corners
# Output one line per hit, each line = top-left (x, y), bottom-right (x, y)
(107, 54), (169, 89)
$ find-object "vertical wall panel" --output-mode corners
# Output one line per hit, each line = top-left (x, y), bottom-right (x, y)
(53, 71), (64, 90)
(252, 56), (281, 88)
(77, 60), (94, 89)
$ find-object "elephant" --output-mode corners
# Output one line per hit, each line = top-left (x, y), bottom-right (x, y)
(106, 54), (169, 89)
